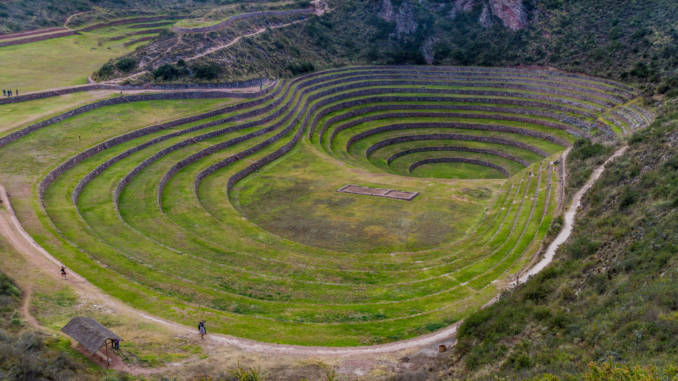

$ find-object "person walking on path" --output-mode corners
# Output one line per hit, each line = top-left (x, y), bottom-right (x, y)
(60, 265), (68, 279)
(198, 320), (207, 339)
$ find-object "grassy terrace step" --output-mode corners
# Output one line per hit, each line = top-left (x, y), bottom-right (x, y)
(315, 104), (593, 142)
(1, 65), (648, 345)
(409, 157), (511, 178)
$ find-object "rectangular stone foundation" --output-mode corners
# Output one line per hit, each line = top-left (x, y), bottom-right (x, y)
(337, 184), (419, 201)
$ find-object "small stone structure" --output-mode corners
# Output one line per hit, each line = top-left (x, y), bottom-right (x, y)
(337, 184), (418, 201)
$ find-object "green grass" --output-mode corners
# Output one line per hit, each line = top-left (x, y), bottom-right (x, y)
(0, 25), (155, 92)
(410, 161), (508, 179)
(0, 92), (119, 134)
(0, 66), (646, 346)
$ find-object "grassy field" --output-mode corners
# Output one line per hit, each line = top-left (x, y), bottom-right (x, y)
(0, 91), (118, 134)
(0, 65), (652, 346)
(0, 23), (167, 92)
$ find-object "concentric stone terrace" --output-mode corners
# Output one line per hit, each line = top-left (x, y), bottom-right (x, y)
(0, 66), (649, 346)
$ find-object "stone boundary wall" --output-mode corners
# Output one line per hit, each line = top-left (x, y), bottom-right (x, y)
(366, 134), (549, 158)
(0, 90), (267, 148)
(409, 157), (510, 177)
(387, 146), (531, 167)
(346, 122), (570, 152)
(0, 30), (77, 47)
(173, 9), (313, 34)
(0, 27), (66, 40)
(328, 111), (579, 146)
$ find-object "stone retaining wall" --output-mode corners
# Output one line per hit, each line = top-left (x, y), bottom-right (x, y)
(409, 157), (510, 177)
(0, 30), (77, 47)
(1, 90), (266, 148)
(79, 16), (180, 32)
(309, 95), (598, 139)
(320, 104), (589, 143)
(387, 146), (530, 167)
(0, 27), (66, 40)
(366, 134), (549, 158)
(47, 84), (284, 204)
(346, 122), (569, 152)
(328, 111), (578, 146)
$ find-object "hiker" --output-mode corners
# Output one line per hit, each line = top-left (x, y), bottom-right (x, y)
(15, 89), (18, 96)
(198, 320), (207, 339)
(7, 90), (11, 97)
(60, 265), (68, 279)
(113, 339), (120, 350)
(2, 90), (5, 96)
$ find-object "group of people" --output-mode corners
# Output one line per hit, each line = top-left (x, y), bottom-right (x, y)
(2, 89), (19, 97)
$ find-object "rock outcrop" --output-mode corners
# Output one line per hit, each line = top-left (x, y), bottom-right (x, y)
(382, 0), (528, 32)
(489, 0), (528, 30)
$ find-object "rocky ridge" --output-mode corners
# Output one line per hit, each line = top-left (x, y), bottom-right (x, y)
(380, 0), (528, 33)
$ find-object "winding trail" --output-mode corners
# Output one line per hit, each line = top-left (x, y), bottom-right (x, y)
(185, 18), (308, 62)
(0, 145), (628, 365)
(517, 145), (627, 283)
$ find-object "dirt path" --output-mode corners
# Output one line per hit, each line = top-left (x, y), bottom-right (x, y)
(64, 11), (91, 29)
(0, 147), (628, 373)
(517, 145), (628, 283)
(185, 18), (309, 61)
(107, 17), (308, 84)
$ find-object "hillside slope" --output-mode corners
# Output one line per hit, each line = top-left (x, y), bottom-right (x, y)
(429, 98), (678, 380)
(97, 0), (677, 95)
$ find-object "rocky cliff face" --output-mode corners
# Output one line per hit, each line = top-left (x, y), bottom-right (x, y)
(488, 0), (528, 30)
(381, 0), (528, 33)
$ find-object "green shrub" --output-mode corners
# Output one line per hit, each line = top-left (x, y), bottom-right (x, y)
(564, 235), (601, 259)
(192, 62), (222, 80)
(153, 64), (187, 81)
(97, 62), (115, 78)
(115, 57), (137, 72)
(287, 61), (315, 76)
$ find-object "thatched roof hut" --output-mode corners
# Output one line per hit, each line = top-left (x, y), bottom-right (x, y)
(61, 317), (122, 354)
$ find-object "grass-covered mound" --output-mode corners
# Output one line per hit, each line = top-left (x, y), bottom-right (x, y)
(0, 66), (653, 346)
